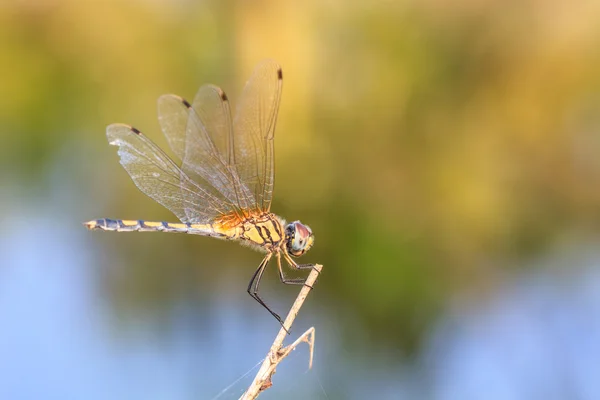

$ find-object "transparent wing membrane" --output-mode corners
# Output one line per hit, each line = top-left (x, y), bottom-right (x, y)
(232, 59), (282, 212)
(106, 123), (232, 223)
(189, 85), (256, 214)
(158, 94), (247, 217)
(191, 84), (233, 166)
(109, 60), (283, 224)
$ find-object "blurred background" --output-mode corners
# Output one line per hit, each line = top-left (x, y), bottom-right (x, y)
(2, 0), (600, 399)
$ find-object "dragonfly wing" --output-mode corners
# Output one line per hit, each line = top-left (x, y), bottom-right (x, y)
(189, 85), (255, 212)
(158, 93), (253, 215)
(189, 84), (233, 167)
(106, 123), (232, 223)
(232, 59), (282, 213)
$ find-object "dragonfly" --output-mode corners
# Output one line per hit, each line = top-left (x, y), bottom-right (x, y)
(85, 60), (316, 326)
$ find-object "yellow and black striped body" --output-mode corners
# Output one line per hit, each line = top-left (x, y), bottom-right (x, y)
(84, 218), (231, 238)
(84, 212), (286, 253)
(237, 213), (285, 252)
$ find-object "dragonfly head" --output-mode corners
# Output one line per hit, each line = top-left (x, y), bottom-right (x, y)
(285, 221), (314, 257)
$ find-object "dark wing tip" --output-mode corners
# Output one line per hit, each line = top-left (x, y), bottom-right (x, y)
(277, 68), (283, 80)
(181, 98), (192, 108)
(130, 126), (141, 135)
(220, 90), (228, 101)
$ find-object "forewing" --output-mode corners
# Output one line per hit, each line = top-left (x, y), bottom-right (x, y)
(106, 123), (232, 223)
(190, 84), (233, 166)
(188, 86), (255, 212)
(158, 93), (253, 215)
(232, 59), (282, 213)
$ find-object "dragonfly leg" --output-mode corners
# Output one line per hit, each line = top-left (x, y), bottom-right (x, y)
(296, 263), (318, 270)
(282, 252), (318, 290)
(247, 253), (288, 331)
(276, 252), (306, 286)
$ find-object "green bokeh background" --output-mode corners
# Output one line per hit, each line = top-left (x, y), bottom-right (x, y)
(2, 0), (600, 397)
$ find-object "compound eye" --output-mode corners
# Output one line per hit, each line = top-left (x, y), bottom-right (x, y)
(287, 221), (314, 257)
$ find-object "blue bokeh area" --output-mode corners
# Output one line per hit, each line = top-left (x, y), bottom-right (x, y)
(3, 199), (600, 398)
(426, 251), (600, 400)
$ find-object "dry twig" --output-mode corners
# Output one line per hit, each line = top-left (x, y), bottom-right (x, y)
(240, 264), (323, 400)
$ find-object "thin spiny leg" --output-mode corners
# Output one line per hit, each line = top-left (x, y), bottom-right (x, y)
(282, 252), (318, 290)
(295, 263), (317, 270)
(247, 254), (275, 319)
(283, 252), (319, 272)
(276, 252), (306, 286)
(247, 253), (287, 330)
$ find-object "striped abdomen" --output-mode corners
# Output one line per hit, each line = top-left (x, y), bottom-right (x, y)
(84, 218), (234, 239)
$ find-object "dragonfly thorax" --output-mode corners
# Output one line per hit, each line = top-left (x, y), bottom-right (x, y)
(285, 221), (314, 257)
(237, 213), (287, 252)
